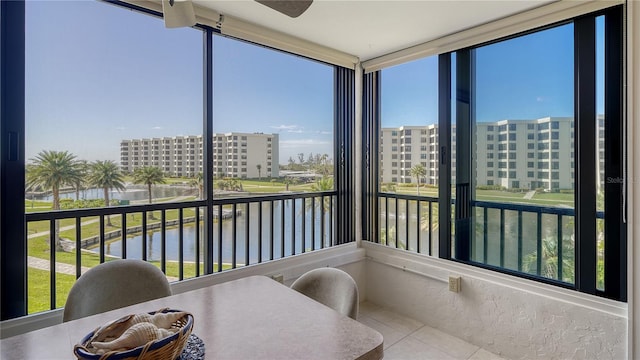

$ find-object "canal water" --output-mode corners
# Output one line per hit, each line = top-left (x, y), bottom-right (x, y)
(96, 199), (334, 265)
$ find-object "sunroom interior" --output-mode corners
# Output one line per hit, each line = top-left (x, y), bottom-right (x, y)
(2, 0), (640, 358)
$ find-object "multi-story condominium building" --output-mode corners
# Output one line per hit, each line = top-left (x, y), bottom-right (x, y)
(476, 117), (575, 190)
(380, 125), (440, 186)
(120, 133), (279, 178)
(380, 116), (605, 191)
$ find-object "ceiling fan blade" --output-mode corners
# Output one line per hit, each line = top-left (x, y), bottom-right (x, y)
(255, 0), (313, 18)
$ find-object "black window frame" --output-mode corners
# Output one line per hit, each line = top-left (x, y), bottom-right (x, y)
(446, 7), (626, 301)
(1, 0), (355, 319)
(364, 5), (626, 302)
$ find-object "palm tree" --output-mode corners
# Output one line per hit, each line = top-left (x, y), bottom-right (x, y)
(522, 234), (575, 283)
(216, 178), (243, 192)
(234, 179), (244, 191)
(311, 176), (333, 192)
(25, 164), (44, 209)
(420, 202), (439, 233)
(189, 172), (204, 200)
(314, 153), (332, 176)
(256, 164), (262, 180)
(283, 176), (299, 191)
(26, 150), (83, 251)
(307, 176), (334, 214)
(72, 160), (88, 201)
(88, 160), (126, 226)
(379, 226), (397, 247)
(410, 164), (426, 195)
(132, 166), (165, 211)
(216, 178), (228, 191)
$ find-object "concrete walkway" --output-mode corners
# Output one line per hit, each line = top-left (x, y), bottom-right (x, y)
(28, 256), (179, 281)
(523, 190), (536, 200)
(28, 256), (91, 275)
(28, 218), (100, 239)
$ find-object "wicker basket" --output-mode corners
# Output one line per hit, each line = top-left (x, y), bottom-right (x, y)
(73, 309), (193, 360)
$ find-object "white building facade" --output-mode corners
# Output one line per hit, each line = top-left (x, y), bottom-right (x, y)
(120, 133), (279, 178)
(380, 116), (604, 191)
(380, 125), (440, 185)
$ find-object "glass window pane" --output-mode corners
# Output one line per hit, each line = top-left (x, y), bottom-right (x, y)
(470, 23), (575, 282)
(213, 36), (333, 194)
(379, 56), (439, 255)
(381, 56), (438, 192)
(26, 1), (202, 205)
(25, 1), (203, 313)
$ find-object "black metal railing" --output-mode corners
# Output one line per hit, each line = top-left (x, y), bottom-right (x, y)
(377, 193), (439, 256)
(25, 191), (337, 312)
(470, 201), (604, 285)
(376, 193), (605, 287)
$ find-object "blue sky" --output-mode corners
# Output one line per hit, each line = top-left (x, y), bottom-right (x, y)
(26, 0), (332, 163)
(26, 1), (202, 161)
(26, 1), (603, 163)
(382, 18), (604, 127)
(213, 37), (333, 162)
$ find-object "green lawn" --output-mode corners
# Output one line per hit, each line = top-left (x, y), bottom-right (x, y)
(394, 186), (575, 207)
(25, 200), (54, 209)
(395, 187), (438, 197)
(29, 226), (204, 277)
(26, 260), (226, 314)
(231, 179), (316, 193)
(533, 192), (575, 202)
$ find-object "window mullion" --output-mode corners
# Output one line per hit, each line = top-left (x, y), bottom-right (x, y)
(603, 5), (626, 301)
(203, 29), (214, 274)
(362, 72), (380, 243)
(1, 0), (27, 320)
(335, 67), (355, 244)
(453, 49), (474, 261)
(574, 15), (597, 295)
(438, 53), (452, 259)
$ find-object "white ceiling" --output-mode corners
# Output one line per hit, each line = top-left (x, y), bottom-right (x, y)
(194, 0), (555, 61)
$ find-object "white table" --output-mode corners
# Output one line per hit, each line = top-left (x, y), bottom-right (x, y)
(0, 275), (384, 359)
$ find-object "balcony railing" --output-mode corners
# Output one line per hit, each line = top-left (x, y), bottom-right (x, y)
(376, 192), (605, 287)
(378, 193), (438, 256)
(26, 191), (337, 313)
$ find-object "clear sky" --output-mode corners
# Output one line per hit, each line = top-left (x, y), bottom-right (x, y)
(26, 1), (604, 163)
(213, 37), (333, 162)
(382, 18), (605, 127)
(25, 0), (332, 164)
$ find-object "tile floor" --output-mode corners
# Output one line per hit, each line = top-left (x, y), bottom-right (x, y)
(358, 301), (507, 360)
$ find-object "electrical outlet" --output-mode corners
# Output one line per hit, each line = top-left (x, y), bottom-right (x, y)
(448, 275), (461, 293)
(271, 273), (284, 283)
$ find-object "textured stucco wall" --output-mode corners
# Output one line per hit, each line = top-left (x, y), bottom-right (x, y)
(365, 256), (626, 359)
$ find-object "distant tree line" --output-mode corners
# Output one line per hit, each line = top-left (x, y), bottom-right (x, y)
(280, 152), (332, 176)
